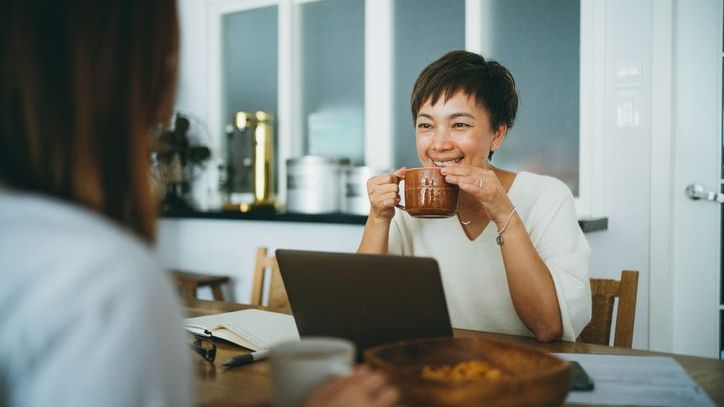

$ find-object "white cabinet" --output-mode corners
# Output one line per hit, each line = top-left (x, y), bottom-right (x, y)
(177, 0), (598, 215)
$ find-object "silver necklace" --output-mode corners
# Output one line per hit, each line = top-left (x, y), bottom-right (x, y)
(459, 218), (472, 225)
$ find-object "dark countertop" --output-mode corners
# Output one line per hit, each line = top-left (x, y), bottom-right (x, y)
(161, 208), (608, 233)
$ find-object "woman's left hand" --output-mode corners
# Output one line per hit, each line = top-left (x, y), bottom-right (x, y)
(440, 164), (514, 227)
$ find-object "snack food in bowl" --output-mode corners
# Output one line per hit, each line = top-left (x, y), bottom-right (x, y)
(364, 336), (570, 407)
(421, 360), (505, 381)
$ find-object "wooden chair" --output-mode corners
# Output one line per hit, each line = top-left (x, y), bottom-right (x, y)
(250, 247), (291, 313)
(171, 270), (230, 301)
(578, 270), (639, 348)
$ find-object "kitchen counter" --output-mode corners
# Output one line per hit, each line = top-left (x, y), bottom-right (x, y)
(161, 208), (608, 232)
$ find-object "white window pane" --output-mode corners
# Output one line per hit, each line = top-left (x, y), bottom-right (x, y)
(300, 0), (365, 164)
(481, 0), (580, 195)
(392, 0), (466, 169)
(222, 7), (278, 125)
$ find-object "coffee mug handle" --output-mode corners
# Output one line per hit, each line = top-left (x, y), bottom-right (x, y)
(395, 172), (406, 212)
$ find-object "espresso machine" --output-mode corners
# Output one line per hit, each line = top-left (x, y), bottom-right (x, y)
(223, 111), (275, 211)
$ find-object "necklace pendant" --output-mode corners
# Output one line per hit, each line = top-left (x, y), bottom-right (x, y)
(460, 219), (472, 225)
(496, 234), (504, 245)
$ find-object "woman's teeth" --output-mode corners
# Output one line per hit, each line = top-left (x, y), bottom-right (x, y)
(433, 158), (462, 167)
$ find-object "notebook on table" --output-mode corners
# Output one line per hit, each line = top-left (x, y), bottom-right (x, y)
(184, 309), (299, 351)
(275, 249), (452, 358)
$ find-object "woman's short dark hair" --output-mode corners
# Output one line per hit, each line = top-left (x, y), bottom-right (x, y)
(0, 0), (179, 242)
(411, 50), (518, 132)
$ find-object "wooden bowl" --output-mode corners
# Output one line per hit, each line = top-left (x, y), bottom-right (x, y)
(364, 337), (570, 407)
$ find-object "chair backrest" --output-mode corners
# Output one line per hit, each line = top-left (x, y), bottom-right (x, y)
(578, 270), (639, 348)
(250, 247), (290, 312)
(170, 269), (230, 301)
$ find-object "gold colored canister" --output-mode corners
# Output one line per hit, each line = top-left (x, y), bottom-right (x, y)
(253, 111), (274, 206)
(234, 111), (254, 131)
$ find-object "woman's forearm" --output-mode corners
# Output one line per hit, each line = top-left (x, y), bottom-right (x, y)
(498, 214), (563, 341)
(357, 215), (392, 254)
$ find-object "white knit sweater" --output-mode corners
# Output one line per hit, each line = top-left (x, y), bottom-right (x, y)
(389, 171), (592, 341)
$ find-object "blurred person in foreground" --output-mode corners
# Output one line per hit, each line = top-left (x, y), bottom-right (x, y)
(0, 1), (397, 406)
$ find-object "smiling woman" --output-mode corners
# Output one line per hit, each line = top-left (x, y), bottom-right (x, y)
(358, 51), (591, 343)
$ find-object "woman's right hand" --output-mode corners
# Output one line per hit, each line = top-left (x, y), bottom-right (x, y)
(366, 167), (406, 222)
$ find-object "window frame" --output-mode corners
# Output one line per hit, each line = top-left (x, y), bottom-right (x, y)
(184, 0), (603, 216)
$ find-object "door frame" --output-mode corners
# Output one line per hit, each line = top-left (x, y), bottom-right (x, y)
(649, 0), (723, 357)
(648, 0), (675, 354)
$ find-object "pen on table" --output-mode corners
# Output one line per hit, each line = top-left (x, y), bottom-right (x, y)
(222, 349), (269, 368)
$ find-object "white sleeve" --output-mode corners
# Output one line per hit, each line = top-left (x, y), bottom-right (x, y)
(529, 185), (592, 342)
(388, 211), (406, 255)
(17, 254), (193, 407)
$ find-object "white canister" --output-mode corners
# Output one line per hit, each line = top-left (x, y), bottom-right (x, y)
(286, 156), (346, 214)
(341, 166), (384, 215)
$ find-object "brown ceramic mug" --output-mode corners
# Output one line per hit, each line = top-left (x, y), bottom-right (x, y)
(397, 167), (459, 217)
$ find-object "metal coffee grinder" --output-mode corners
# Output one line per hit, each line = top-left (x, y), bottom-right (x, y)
(223, 111), (275, 211)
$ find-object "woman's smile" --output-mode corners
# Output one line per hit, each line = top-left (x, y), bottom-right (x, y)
(432, 157), (464, 167)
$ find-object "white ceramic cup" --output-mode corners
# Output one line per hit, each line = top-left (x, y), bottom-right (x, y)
(270, 337), (355, 407)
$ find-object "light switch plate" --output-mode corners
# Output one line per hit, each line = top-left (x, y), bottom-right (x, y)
(615, 64), (642, 88)
(616, 90), (640, 127)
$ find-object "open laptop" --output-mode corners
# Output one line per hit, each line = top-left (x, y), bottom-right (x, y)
(275, 249), (452, 358)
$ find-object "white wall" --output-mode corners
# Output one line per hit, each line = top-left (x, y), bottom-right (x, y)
(584, 0), (654, 349)
(163, 0), (681, 351)
(176, 0), (209, 124)
(157, 219), (364, 302)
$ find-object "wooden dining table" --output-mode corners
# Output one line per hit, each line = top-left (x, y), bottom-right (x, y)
(185, 299), (724, 406)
